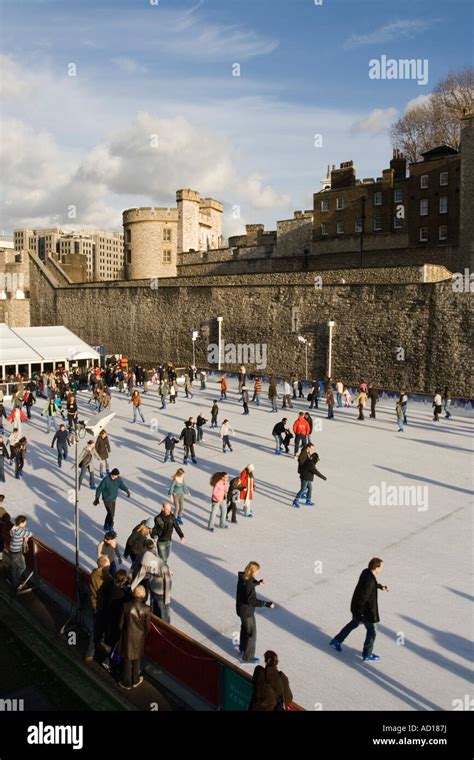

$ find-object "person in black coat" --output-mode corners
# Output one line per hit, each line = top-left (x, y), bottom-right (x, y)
(330, 558), (389, 661)
(180, 422), (197, 464)
(152, 503), (185, 563)
(236, 561), (275, 664)
(293, 452), (326, 507)
(272, 418), (289, 454)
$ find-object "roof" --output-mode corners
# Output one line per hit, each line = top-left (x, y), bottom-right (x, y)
(0, 323), (100, 365)
(420, 145), (459, 159)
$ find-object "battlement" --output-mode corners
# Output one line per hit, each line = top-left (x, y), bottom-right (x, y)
(122, 207), (179, 224)
(176, 189), (201, 204)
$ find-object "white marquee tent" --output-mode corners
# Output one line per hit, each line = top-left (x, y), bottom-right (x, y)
(0, 323), (100, 381)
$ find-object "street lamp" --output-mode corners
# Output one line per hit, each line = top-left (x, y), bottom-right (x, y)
(192, 330), (199, 366)
(327, 320), (335, 381)
(217, 317), (223, 370)
(297, 335), (311, 380)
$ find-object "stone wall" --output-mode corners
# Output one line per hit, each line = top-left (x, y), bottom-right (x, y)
(28, 257), (473, 396)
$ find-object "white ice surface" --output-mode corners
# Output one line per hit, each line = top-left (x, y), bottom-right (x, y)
(3, 380), (473, 711)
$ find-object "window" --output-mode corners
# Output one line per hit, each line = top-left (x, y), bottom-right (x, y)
(439, 225), (448, 241)
(355, 219), (363, 233)
(394, 189), (403, 203)
(162, 250), (172, 263)
(373, 217), (382, 232)
(439, 197), (448, 214)
(125, 251), (131, 265)
(163, 228), (172, 242)
(336, 196), (345, 210)
(420, 175), (429, 189)
(374, 192), (382, 206)
(440, 172), (448, 186)
(337, 222), (344, 234)
(125, 229), (131, 243)
(320, 199), (329, 212)
(419, 227), (428, 242)
(420, 199), (429, 216)
(394, 217), (403, 229)
(321, 224), (328, 236)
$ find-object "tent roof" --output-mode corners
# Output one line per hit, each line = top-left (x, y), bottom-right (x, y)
(0, 323), (100, 365)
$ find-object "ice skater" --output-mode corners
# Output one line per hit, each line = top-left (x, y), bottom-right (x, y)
(292, 452), (326, 508)
(236, 561), (275, 664)
(51, 423), (69, 467)
(329, 558), (389, 661)
(220, 420), (234, 453)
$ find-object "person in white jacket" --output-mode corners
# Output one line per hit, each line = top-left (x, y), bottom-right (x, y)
(131, 540), (172, 623)
(220, 420), (234, 453)
(282, 381), (293, 409)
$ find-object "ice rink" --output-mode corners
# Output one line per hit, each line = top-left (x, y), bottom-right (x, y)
(3, 379), (473, 711)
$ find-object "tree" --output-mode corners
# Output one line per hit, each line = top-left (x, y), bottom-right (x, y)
(391, 68), (474, 162)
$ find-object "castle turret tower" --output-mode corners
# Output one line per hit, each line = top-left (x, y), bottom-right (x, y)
(177, 189), (201, 254)
(122, 207), (179, 280)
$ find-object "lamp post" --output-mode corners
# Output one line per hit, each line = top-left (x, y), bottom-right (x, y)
(192, 330), (199, 366)
(217, 317), (223, 370)
(297, 335), (311, 380)
(327, 320), (335, 381)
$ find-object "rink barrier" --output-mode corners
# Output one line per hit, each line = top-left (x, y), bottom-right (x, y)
(2, 530), (303, 711)
(199, 369), (474, 411)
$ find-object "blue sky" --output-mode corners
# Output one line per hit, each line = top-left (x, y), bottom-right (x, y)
(1, 0), (472, 235)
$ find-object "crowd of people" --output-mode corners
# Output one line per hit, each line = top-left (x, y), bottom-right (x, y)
(0, 360), (458, 708)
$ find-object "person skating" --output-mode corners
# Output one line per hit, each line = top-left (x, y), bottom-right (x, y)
(368, 384), (378, 419)
(184, 374), (193, 399)
(200, 369), (207, 390)
(268, 377), (278, 413)
(292, 412), (310, 457)
(152, 503), (186, 562)
(210, 401), (219, 428)
(282, 380), (293, 409)
(249, 651), (293, 711)
(180, 420), (197, 464)
(160, 380), (170, 409)
(293, 452), (327, 508)
(51, 423), (69, 468)
(169, 382), (177, 404)
(329, 557), (389, 661)
(335, 380), (344, 408)
(253, 376), (262, 406)
(220, 419), (234, 453)
(42, 396), (60, 434)
(239, 464), (256, 517)
(326, 386), (335, 419)
(309, 380), (320, 410)
(66, 392), (78, 431)
(94, 468), (131, 531)
(272, 418), (289, 454)
(219, 374), (228, 400)
(240, 386), (250, 415)
(0, 435), (9, 483)
(168, 468), (190, 525)
(95, 429), (112, 477)
(356, 388), (367, 421)
(124, 520), (153, 568)
(118, 585), (151, 690)
(343, 385), (352, 407)
(238, 364), (246, 393)
(11, 436), (27, 479)
(395, 400), (404, 432)
(400, 389), (408, 424)
(443, 386), (452, 419)
(303, 411), (313, 445)
(22, 387), (36, 420)
(129, 390), (145, 423)
(0, 401), (8, 434)
(208, 472), (229, 532)
(433, 389), (442, 421)
(78, 440), (99, 489)
(196, 413), (207, 442)
(226, 475), (240, 524)
(8, 515), (33, 593)
(236, 561), (275, 664)
(159, 432), (179, 463)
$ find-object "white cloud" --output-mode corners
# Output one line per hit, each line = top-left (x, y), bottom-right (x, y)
(405, 94), (433, 112)
(111, 57), (147, 75)
(344, 19), (438, 49)
(351, 107), (399, 135)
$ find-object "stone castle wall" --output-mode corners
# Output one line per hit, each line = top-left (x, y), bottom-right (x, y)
(29, 257), (473, 396)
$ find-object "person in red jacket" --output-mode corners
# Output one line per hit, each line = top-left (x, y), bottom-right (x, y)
(292, 412), (310, 458)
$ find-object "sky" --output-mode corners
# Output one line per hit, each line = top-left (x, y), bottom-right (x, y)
(1, 0), (472, 237)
